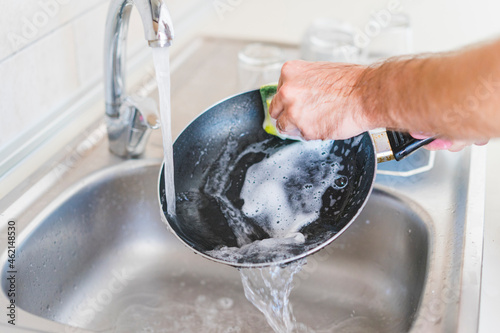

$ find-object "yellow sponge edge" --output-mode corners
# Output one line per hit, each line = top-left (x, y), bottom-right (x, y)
(259, 83), (281, 137)
(259, 84), (302, 141)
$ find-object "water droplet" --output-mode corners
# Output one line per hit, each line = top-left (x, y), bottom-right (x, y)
(334, 176), (348, 188)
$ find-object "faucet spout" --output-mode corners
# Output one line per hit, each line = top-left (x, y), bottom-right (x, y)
(135, 0), (175, 47)
(104, 0), (174, 157)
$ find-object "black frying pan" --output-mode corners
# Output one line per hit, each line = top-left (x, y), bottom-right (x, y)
(158, 89), (433, 267)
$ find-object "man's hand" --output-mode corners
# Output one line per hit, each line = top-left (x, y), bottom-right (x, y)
(268, 60), (372, 140)
(270, 38), (500, 148)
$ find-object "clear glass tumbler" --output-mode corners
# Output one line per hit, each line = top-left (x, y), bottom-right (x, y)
(363, 12), (413, 62)
(238, 43), (285, 91)
(300, 18), (360, 63)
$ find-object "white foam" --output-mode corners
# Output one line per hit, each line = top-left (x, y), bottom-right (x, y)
(207, 232), (306, 263)
(204, 139), (348, 264)
(240, 140), (343, 238)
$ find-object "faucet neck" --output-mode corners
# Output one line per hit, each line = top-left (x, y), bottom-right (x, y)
(104, 0), (174, 117)
(104, 0), (174, 157)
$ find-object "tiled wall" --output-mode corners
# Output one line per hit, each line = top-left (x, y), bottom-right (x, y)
(0, 0), (202, 149)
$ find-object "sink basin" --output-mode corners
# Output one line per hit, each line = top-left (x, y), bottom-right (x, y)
(0, 37), (485, 333)
(1, 159), (429, 332)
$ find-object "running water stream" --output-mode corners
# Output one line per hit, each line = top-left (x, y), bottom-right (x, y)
(239, 261), (309, 333)
(153, 48), (176, 216)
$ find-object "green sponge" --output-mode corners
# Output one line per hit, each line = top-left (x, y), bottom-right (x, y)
(259, 83), (302, 141)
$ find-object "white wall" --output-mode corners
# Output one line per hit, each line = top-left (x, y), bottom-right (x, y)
(1, 0), (115, 148)
(203, 0), (500, 53)
(0, 0), (203, 149)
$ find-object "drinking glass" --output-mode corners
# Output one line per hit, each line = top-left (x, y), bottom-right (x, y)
(300, 18), (360, 63)
(363, 12), (413, 62)
(238, 43), (285, 91)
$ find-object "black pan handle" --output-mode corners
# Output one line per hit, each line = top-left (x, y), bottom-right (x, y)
(386, 131), (436, 161)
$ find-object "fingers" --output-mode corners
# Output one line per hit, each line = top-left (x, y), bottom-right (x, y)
(269, 85), (300, 134)
(446, 139), (489, 152)
(411, 132), (488, 152)
(277, 73), (284, 90)
(410, 133), (450, 151)
(424, 139), (453, 151)
(269, 73), (298, 136)
(275, 113), (300, 135)
(474, 139), (489, 146)
(268, 89), (284, 119)
(271, 60), (300, 119)
(275, 114), (286, 132)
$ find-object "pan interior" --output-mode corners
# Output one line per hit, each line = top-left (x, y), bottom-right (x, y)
(159, 90), (375, 265)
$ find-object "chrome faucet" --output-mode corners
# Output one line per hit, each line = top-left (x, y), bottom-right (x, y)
(104, 0), (174, 158)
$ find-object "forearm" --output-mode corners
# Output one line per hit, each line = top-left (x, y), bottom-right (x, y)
(358, 40), (500, 140)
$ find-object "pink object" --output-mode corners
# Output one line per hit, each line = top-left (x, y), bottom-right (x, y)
(410, 133), (453, 151)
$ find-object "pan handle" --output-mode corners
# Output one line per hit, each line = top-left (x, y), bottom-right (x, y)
(372, 130), (436, 162)
(386, 131), (436, 161)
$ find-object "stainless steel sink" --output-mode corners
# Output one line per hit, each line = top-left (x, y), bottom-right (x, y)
(0, 38), (485, 332)
(1, 159), (430, 333)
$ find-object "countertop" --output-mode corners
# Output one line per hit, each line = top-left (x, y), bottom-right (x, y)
(479, 139), (500, 333)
